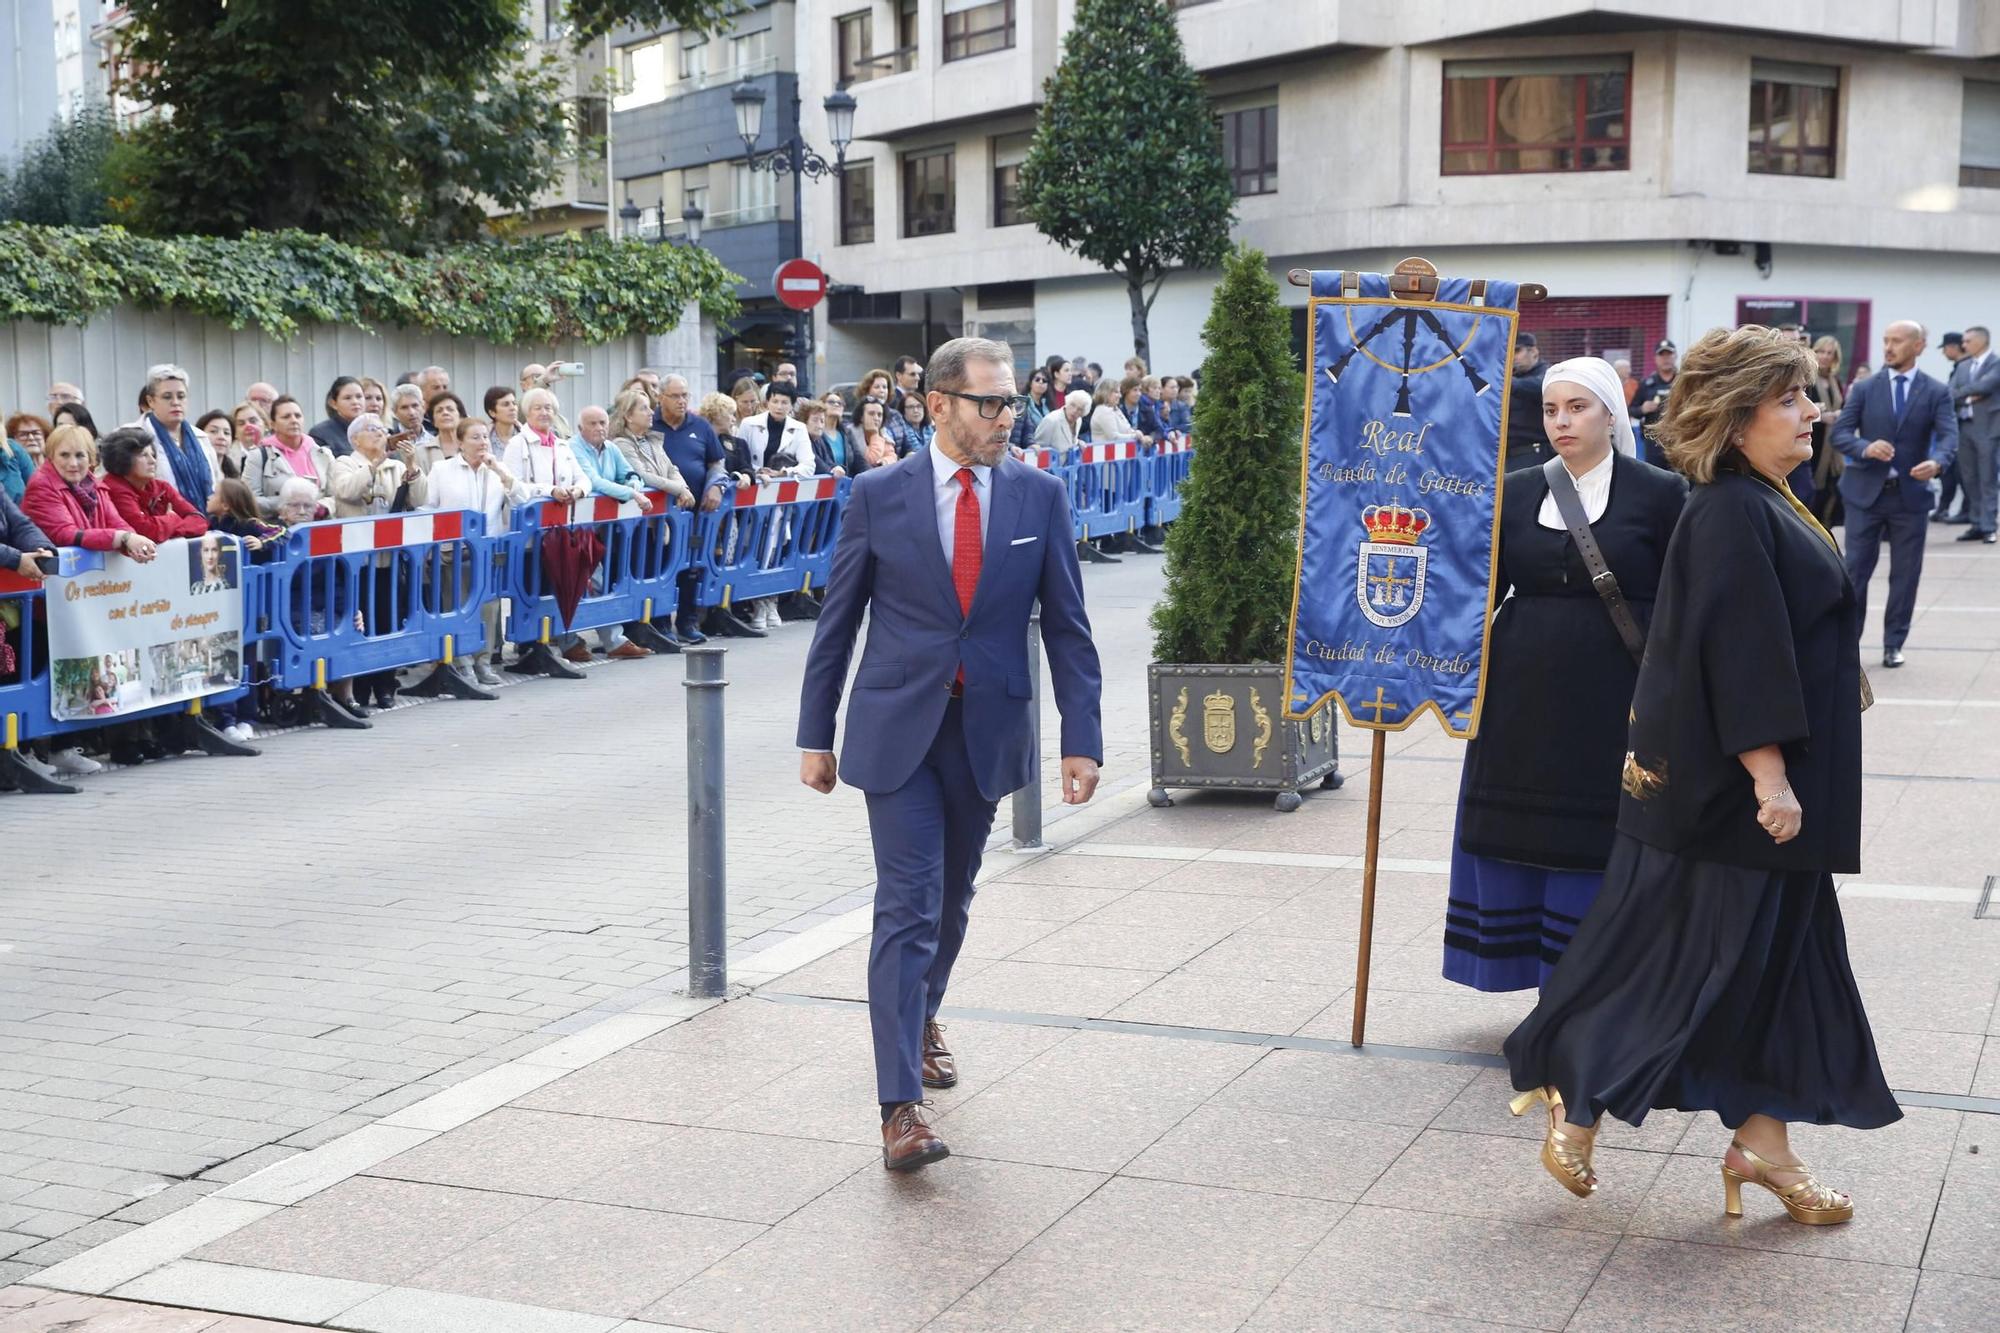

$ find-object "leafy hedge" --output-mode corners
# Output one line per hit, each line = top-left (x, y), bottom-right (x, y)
(0, 224), (741, 344)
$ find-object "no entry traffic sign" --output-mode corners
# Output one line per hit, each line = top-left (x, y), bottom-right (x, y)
(773, 258), (828, 312)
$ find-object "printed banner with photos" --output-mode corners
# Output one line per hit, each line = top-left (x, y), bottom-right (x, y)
(45, 535), (246, 721)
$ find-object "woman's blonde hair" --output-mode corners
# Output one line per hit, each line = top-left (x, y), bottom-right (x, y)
(698, 392), (737, 429)
(609, 387), (653, 434)
(1811, 335), (1842, 376)
(1652, 325), (1816, 484)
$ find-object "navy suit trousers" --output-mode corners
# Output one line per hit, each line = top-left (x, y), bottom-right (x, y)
(1843, 488), (1929, 651)
(863, 697), (999, 1105)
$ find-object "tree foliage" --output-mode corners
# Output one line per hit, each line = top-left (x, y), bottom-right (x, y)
(0, 108), (124, 227)
(1151, 246), (1302, 665)
(1018, 0), (1234, 367)
(113, 1), (741, 249)
(0, 224), (739, 343)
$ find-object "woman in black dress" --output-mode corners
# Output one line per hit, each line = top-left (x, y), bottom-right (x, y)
(1446, 358), (1686, 990)
(1504, 325), (1898, 1225)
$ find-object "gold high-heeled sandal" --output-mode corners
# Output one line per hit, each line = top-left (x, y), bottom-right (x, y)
(1509, 1086), (1597, 1197)
(1720, 1141), (1853, 1225)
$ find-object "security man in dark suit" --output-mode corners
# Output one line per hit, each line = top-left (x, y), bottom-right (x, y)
(1504, 333), (1548, 471)
(1831, 320), (1959, 668)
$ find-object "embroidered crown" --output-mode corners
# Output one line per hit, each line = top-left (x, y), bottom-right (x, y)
(1361, 499), (1431, 545)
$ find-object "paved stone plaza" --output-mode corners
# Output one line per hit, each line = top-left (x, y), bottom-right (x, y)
(2, 531), (1997, 1331)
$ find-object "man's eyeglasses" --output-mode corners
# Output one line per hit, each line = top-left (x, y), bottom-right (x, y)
(937, 391), (1029, 421)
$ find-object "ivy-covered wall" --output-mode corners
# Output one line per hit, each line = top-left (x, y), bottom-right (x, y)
(0, 224), (740, 343)
(0, 224), (738, 425)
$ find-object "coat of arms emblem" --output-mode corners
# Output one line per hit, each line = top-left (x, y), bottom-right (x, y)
(1355, 499), (1431, 629)
(1202, 689), (1236, 753)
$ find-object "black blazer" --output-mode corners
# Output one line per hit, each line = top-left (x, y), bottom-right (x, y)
(1618, 468), (1862, 874)
(1831, 368), (1956, 512)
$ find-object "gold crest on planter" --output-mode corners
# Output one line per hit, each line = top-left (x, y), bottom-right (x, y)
(1203, 688), (1236, 753)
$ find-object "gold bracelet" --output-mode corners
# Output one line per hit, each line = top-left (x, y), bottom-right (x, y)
(1757, 786), (1791, 806)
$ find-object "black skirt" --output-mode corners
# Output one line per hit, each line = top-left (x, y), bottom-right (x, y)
(1503, 834), (1900, 1130)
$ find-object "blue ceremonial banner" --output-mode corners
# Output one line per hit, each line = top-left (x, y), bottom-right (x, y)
(1284, 267), (1522, 739)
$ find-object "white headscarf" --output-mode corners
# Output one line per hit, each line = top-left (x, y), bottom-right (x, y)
(1541, 356), (1636, 457)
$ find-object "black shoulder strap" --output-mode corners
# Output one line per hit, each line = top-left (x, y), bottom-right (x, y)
(1542, 457), (1646, 665)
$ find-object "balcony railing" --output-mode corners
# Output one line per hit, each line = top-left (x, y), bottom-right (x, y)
(632, 203), (781, 242)
(850, 45), (919, 80)
(614, 53), (780, 112)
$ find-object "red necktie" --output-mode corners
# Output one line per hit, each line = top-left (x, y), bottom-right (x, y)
(952, 468), (981, 690)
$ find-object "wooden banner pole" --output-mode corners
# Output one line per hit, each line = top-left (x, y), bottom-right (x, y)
(1350, 730), (1388, 1047)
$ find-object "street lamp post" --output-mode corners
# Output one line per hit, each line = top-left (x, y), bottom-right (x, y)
(733, 80), (856, 385)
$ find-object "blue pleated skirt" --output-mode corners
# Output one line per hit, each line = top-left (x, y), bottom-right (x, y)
(1443, 837), (1604, 993)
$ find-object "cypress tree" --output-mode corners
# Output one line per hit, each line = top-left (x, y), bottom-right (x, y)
(1018, 0), (1234, 367)
(1150, 245), (1302, 665)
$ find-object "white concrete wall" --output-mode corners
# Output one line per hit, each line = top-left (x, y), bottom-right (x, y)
(1030, 239), (1990, 384)
(0, 308), (648, 429)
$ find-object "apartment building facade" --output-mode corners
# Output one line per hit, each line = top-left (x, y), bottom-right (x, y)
(796, 0), (2000, 387)
(609, 0), (811, 374)
(2, 0), (110, 162)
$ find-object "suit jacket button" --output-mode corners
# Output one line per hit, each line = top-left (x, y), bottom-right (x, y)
(960, 629), (969, 639)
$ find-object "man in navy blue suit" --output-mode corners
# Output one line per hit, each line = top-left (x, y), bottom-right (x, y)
(1832, 320), (1959, 668)
(797, 337), (1103, 1171)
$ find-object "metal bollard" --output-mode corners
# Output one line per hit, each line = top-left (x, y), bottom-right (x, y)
(1011, 604), (1044, 848)
(683, 645), (728, 997)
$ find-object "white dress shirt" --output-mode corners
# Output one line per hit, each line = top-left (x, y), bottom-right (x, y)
(1537, 449), (1614, 530)
(929, 444), (990, 569)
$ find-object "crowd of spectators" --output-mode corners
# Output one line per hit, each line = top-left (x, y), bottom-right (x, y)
(1, 349), (1194, 786)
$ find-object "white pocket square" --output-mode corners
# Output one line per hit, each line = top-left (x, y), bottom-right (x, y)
(1010, 535), (1039, 546)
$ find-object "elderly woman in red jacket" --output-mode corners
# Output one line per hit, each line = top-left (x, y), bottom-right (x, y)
(98, 427), (209, 543)
(22, 426), (159, 563)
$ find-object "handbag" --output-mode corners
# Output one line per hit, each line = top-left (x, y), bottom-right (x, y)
(1542, 457), (1647, 665)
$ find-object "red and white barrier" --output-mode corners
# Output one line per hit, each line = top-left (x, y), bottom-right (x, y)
(731, 477), (840, 508)
(538, 490), (672, 527)
(1079, 441), (1139, 464)
(305, 511), (465, 556)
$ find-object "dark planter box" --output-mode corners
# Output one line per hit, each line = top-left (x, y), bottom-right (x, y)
(1147, 662), (1342, 812)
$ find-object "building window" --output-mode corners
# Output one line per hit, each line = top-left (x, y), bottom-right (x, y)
(1441, 56), (1629, 175)
(896, 0), (919, 70)
(1961, 81), (2000, 187)
(679, 30), (708, 82)
(573, 96), (607, 147)
(731, 28), (770, 77)
(840, 161), (875, 245)
(1748, 60), (1838, 178)
(944, 0), (1014, 63)
(731, 161), (778, 223)
(836, 10), (874, 87)
(991, 132), (1031, 226)
(616, 40), (666, 110)
(1219, 102), (1278, 196)
(902, 147), (956, 237)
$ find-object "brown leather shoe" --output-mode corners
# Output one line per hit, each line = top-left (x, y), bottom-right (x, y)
(921, 1020), (957, 1089)
(881, 1101), (948, 1171)
(606, 642), (653, 660)
(562, 643), (594, 664)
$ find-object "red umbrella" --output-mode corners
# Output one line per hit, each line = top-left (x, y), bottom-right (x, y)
(539, 526), (606, 630)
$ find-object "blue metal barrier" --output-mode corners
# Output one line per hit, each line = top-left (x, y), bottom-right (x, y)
(1072, 441), (1140, 540)
(272, 511), (495, 690)
(506, 491), (692, 646)
(690, 477), (847, 613)
(1147, 440), (1193, 527)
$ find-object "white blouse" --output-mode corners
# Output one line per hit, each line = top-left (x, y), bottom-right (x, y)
(1536, 451), (1614, 530)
